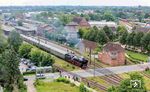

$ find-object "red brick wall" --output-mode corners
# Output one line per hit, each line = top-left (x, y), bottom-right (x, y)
(98, 51), (125, 66)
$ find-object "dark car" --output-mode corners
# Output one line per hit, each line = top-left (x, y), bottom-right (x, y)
(23, 77), (28, 81)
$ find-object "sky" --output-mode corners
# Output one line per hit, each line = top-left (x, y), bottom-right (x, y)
(0, 0), (150, 6)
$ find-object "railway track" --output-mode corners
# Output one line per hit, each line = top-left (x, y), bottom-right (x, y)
(53, 65), (108, 91)
(100, 76), (119, 85)
(141, 72), (150, 79)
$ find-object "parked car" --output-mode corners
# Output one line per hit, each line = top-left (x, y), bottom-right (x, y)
(23, 77), (28, 81)
(36, 74), (46, 79)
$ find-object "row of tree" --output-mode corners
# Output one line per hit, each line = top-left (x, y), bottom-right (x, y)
(19, 43), (55, 66)
(78, 26), (115, 45)
(120, 30), (150, 52)
(0, 30), (26, 92)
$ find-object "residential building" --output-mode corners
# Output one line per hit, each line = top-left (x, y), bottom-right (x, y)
(89, 21), (117, 28)
(73, 17), (90, 28)
(1, 24), (15, 35)
(15, 26), (36, 35)
(76, 39), (97, 53)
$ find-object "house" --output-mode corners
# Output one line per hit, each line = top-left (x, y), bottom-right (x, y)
(1, 24), (15, 35)
(15, 26), (36, 35)
(76, 39), (97, 53)
(98, 43), (125, 66)
(134, 26), (150, 33)
(64, 22), (79, 40)
(73, 17), (90, 28)
(66, 22), (79, 31)
(37, 24), (55, 36)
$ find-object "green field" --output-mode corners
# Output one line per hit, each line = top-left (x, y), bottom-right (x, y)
(36, 81), (79, 92)
(126, 50), (149, 62)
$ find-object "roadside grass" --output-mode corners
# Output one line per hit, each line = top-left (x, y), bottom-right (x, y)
(53, 55), (80, 71)
(126, 50), (149, 62)
(36, 80), (79, 92)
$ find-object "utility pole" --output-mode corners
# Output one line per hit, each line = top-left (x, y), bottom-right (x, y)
(89, 48), (91, 64)
(94, 53), (95, 78)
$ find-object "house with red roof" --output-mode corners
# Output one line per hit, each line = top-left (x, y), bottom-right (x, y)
(73, 17), (90, 28)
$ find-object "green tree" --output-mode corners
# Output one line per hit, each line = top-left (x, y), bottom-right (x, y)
(19, 43), (33, 58)
(96, 29), (109, 45)
(17, 21), (23, 26)
(78, 28), (85, 38)
(8, 31), (23, 52)
(133, 32), (144, 47)
(103, 12), (115, 21)
(79, 83), (89, 92)
(59, 15), (72, 25)
(119, 30), (128, 45)
(103, 26), (114, 41)
(108, 73), (147, 92)
(116, 26), (127, 36)
(88, 29), (97, 41)
(144, 13), (150, 18)
(30, 48), (55, 66)
(118, 73), (146, 92)
(108, 86), (118, 92)
(0, 27), (7, 53)
(141, 32), (150, 52)
(1, 49), (21, 92)
(40, 52), (54, 66)
(30, 48), (41, 66)
(126, 31), (136, 47)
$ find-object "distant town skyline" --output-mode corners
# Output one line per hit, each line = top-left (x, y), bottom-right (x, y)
(0, 0), (150, 6)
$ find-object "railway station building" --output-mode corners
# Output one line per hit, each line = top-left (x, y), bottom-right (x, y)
(98, 43), (125, 66)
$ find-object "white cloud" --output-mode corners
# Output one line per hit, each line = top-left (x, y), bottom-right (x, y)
(0, 0), (150, 6)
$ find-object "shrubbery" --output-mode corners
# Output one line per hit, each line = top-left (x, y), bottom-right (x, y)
(23, 71), (35, 75)
(19, 43), (55, 66)
(19, 43), (33, 58)
(56, 77), (70, 84)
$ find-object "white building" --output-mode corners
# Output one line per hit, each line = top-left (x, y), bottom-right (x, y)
(64, 22), (79, 40)
(88, 21), (117, 28)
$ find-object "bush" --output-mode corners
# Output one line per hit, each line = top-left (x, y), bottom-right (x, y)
(34, 79), (40, 86)
(70, 83), (75, 87)
(79, 83), (89, 92)
(30, 48), (55, 66)
(56, 77), (70, 84)
(23, 71), (35, 75)
(19, 43), (33, 58)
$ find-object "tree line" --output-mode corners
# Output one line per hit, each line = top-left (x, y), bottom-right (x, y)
(78, 25), (150, 53)
(0, 30), (26, 92)
(78, 26), (115, 45)
(19, 43), (55, 66)
(120, 30), (150, 53)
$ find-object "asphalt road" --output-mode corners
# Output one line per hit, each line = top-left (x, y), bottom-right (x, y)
(72, 63), (150, 77)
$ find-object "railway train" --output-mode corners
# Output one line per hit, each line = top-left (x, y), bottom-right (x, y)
(21, 34), (88, 69)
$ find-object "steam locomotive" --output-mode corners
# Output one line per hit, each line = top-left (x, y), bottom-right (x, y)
(65, 53), (88, 69)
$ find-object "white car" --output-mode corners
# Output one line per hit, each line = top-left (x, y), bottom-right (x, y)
(36, 74), (46, 79)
